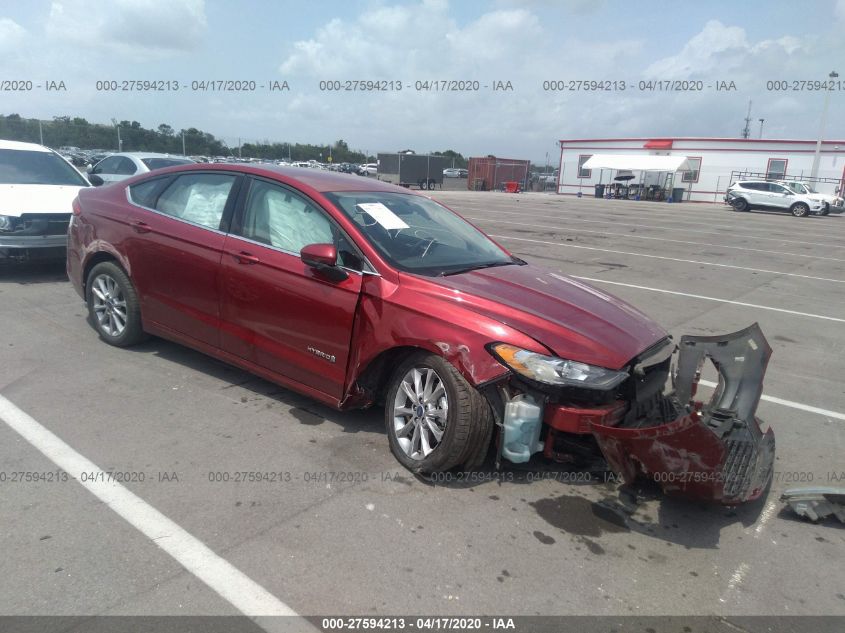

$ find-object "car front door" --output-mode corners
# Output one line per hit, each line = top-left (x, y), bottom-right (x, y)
(123, 171), (241, 347)
(219, 177), (364, 401)
(766, 183), (793, 209)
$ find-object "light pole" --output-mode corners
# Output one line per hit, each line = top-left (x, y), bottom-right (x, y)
(111, 118), (123, 151)
(758, 118), (764, 139)
(811, 70), (838, 179)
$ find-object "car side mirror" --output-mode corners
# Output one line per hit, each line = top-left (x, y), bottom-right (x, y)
(300, 243), (348, 281)
(88, 174), (105, 186)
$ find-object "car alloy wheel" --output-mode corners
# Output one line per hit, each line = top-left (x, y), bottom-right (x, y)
(791, 203), (809, 217)
(86, 261), (146, 347)
(732, 197), (748, 211)
(91, 273), (128, 337)
(384, 352), (494, 474)
(392, 366), (448, 460)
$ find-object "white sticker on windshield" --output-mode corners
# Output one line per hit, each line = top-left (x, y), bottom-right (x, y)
(357, 202), (409, 230)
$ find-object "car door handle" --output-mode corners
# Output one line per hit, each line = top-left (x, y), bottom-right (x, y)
(233, 251), (260, 265)
(131, 220), (151, 233)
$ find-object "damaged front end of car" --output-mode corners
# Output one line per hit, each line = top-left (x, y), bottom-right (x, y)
(487, 323), (775, 505)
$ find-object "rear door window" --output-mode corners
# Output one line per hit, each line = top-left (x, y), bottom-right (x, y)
(155, 173), (237, 230)
(128, 177), (172, 208)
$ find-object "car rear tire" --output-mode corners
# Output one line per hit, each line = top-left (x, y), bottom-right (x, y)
(791, 202), (810, 217)
(385, 352), (492, 474)
(86, 261), (146, 347)
(731, 197), (748, 212)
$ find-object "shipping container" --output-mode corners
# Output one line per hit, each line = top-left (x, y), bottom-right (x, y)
(467, 156), (531, 191)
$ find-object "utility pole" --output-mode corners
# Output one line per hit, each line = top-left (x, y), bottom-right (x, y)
(38, 120), (44, 145)
(741, 100), (752, 139)
(182, 131), (186, 156)
(811, 70), (839, 179)
(758, 119), (765, 139)
(238, 138), (242, 159)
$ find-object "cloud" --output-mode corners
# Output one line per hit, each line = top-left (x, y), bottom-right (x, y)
(45, 0), (207, 59)
(0, 18), (27, 56)
(645, 20), (815, 79)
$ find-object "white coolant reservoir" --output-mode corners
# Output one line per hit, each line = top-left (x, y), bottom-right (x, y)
(502, 394), (544, 464)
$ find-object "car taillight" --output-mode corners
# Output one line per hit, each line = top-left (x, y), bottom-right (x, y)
(72, 198), (82, 216)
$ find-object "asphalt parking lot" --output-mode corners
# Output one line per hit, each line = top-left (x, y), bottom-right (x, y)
(0, 193), (843, 627)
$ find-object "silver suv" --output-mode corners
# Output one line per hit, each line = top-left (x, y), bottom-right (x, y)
(777, 180), (844, 215)
(725, 180), (824, 217)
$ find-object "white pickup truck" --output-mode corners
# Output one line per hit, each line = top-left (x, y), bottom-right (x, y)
(777, 180), (844, 215)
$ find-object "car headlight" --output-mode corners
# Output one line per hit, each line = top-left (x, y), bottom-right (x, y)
(0, 215), (17, 232)
(488, 343), (629, 390)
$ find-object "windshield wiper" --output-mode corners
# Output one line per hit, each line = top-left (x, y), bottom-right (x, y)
(439, 259), (521, 276)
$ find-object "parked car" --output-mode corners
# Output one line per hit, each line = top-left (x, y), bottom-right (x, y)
(725, 180), (824, 217)
(66, 164), (774, 504)
(777, 180), (844, 215)
(358, 163), (378, 176)
(0, 139), (90, 260)
(443, 168), (462, 178)
(87, 152), (194, 186)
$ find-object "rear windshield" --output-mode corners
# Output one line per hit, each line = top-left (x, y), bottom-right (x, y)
(0, 149), (88, 186)
(141, 157), (194, 171)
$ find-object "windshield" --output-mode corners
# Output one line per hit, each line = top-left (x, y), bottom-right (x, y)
(326, 191), (514, 276)
(141, 157), (194, 170)
(785, 182), (819, 194)
(0, 149), (88, 186)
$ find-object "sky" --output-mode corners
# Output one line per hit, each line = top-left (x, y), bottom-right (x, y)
(2, 0), (845, 161)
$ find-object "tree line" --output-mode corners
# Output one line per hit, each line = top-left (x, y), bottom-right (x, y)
(0, 114), (468, 166)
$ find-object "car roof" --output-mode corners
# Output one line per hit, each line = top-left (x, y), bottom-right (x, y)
(0, 139), (53, 152)
(150, 162), (409, 193)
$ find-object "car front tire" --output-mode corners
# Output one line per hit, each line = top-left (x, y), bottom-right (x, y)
(86, 261), (146, 347)
(385, 352), (492, 475)
(791, 202), (810, 217)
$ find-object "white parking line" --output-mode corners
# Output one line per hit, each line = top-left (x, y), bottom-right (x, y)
(570, 275), (845, 323)
(0, 394), (301, 623)
(698, 380), (845, 421)
(455, 200), (845, 243)
(477, 214), (845, 262)
(473, 207), (845, 249)
(485, 228), (845, 274)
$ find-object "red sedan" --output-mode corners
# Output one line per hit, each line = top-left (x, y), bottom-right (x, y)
(66, 164), (774, 503)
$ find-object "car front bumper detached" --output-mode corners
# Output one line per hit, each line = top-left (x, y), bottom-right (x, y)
(495, 324), (775, 505)
(592, 324), (774, 504)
